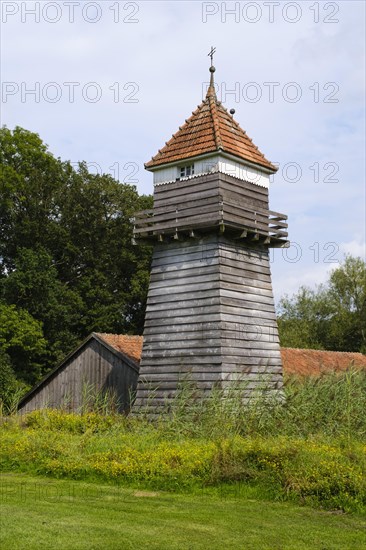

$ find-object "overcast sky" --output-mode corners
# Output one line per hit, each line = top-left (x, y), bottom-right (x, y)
(1, 0), (365, 301)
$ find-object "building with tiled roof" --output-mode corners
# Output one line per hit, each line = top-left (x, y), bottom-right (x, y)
(18, 331), (366, 414)
(134, 53), (288, 410)
(18, 333), (141, 414)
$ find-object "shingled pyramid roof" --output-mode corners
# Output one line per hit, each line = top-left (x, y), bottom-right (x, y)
(145, 67), (277, 173)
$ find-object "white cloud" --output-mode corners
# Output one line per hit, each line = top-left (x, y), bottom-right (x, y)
(339, 239), (366, 260)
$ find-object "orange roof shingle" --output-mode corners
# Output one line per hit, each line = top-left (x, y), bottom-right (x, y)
(145, 76), (277, 173)
(95, 333), (143, 365)
(281, 348), (366, 377)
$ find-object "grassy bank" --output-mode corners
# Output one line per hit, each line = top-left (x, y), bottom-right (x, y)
(1, 474), (365, 550)
(1, 370), (365, 514)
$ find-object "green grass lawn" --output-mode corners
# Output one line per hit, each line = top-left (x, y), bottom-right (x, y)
(1, 474), (365, 550)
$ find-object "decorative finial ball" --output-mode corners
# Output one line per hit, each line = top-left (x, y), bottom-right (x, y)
(209, 65), (216, 73)
(230, 108), (236, 115)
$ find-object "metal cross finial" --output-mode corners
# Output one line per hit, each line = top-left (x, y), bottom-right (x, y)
(208, 46), (216, 67)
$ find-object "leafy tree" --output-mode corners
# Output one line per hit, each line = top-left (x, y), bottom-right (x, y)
(327, 256), (366, 352)
(54, 164), (152, 336)
(0, 302), (47, 383)
(0, 126), (153, 384)
(277, 255), (366, 353)
(0, 126), (67, 273)
(2, 247), (82, 366)
(0, 349), (17, 405)
(277, 287), (330, 349)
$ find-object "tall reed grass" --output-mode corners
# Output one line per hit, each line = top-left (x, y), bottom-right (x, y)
(143, 368), (366, 441)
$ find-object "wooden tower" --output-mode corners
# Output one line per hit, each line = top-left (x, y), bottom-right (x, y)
(133, 59), (288, 409)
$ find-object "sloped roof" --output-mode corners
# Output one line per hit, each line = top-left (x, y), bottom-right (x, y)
(97, 337), (366, 377)
(280, 348), (366, 376)
(145, 69), (277, 173)
(95, 333), (143, 365)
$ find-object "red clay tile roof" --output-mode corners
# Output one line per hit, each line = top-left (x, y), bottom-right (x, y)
(281, 348), (366, 377)
(97, 335), (366, 377)
(145, 75), (277, 173)
(96, 333), (143, 365)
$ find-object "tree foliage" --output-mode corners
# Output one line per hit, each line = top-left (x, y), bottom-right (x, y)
(0, 302), (46, 382)
(0, 126), (152, 385)
(277, 256), (366, 353)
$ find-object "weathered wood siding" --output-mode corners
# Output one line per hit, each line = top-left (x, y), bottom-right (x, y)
(135, 233), (282, 408)
(153, 172), (269, 212)
(19, 339), (138, 414)
(134, 172), (289, 245)
(218, 238), (283, 394)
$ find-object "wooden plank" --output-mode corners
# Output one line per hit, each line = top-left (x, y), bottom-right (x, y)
(140, 199), (223, 225)
(142, 314), (276, 329)
(148, 273), (220, 290)
(219, 185), (268, 210)
(220, 270), (272, 285)
(146, 286), (274, 305)
(219, 173), (268, 197)
(220, 287), (274, 300)
(220, 310), (277, 322)
(147, 284), (220, 299)
(143, 338), (222, 349)
(142, 314), (222, 327)
(219, 256), (271, 274)
(154, 187), (221, 208)
(147, 289), (219, 304)
(154, 180), (220, 205)
(221, 365), (283, 374)
(221, 293), (275, 306)
(223, 202), (269, 228)
(151, 251), (219, 267)
(134, 212), (221, 234)
(221, 347), (282, 357)
(153, 194), (221, 216)
(219, 294), (274, 311)
(142, 331), (221, 342)
(220, 301), (277, 315)
(146, 296), (221, 312)
(142, 346), (221, 358)
(145, 304), (220, 319)
(140, 355), (222, 365)
(137, 367), (223, 377)
(142, 325), (221, 336)
(152, 238), (219, 258)
(219, 242), (270, 262)
(136, 381), (222, 392)
(224, 352), (282, 361)
(143, 339), (279, 351)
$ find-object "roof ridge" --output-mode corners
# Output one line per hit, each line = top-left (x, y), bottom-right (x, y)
(208, 93), (223, 150)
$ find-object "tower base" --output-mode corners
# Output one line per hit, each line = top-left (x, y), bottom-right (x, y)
(134, 234), (283, 411)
